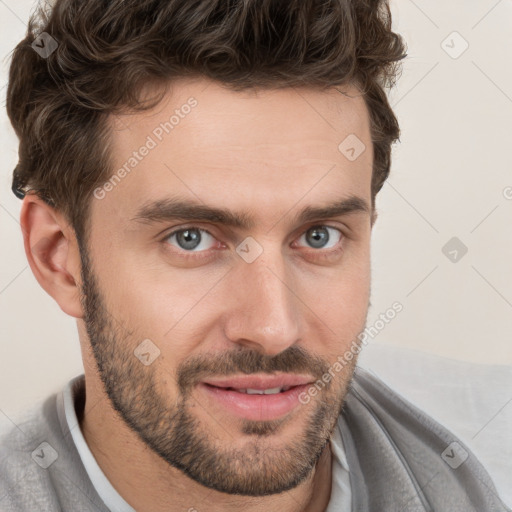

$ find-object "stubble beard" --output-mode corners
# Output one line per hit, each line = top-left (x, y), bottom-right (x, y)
(78, 244), (361, 496)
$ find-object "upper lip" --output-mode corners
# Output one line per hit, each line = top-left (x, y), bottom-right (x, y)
(201, 374), (315, 390)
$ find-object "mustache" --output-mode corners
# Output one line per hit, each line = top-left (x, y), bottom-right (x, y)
(177, 345), (331, 393)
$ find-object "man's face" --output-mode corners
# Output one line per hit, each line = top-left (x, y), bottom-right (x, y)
(79, 78), (373, 496)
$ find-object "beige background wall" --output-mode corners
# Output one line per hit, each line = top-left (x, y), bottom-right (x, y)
(370, 0), (512, 365)
(1, 0), (511, 421)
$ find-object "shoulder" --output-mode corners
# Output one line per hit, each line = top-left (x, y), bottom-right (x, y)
(339, 367), (511, 512)
(0, 383), (107, 512)
(0, 393), (63, 510)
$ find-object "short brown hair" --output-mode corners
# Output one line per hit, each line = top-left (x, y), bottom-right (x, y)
(7, 0), (406, 242)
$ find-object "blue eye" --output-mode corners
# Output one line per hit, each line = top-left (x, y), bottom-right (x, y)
(165, 228), (217, 252)
(162, 224), (344, 261)
(296, 226), (342, 250)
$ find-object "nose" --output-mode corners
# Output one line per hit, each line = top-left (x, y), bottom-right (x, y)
(223, 245), (302, 356)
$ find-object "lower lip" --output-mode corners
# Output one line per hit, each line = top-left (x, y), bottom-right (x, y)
(198, 383), (310, 422)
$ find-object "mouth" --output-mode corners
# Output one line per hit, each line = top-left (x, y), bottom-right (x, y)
(198, 374), (314, 422)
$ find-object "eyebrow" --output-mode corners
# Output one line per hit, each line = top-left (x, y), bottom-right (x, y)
(131, 195), (371, 230)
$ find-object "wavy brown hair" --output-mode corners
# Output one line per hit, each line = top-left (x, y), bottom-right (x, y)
(6, 0), (406, 242)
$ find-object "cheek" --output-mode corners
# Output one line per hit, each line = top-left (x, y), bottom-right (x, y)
(317, 273), (370, 335)
(301, 254), (371, 363)
(307, 246), (371, 321)
(95, 251), (218, 358)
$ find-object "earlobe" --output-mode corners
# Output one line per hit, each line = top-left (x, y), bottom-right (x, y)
(20, 194), (84, 319)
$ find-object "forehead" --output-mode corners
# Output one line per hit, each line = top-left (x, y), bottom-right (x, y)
(97, 78), (372, 229)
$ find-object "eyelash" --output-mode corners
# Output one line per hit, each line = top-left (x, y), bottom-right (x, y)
(161, 224), (345, 261)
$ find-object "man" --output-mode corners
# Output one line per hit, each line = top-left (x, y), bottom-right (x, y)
(1, 0), (509, 511)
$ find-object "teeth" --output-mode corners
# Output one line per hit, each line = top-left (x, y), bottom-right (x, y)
(237, 387), (284, 395)
(263, 387), (282, 395)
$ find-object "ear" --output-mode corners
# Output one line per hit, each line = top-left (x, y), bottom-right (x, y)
(20, 194), (84, 318)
